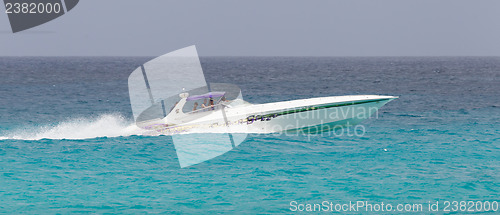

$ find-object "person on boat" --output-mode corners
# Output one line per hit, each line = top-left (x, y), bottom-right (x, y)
(209, 98), (214, 109)
(193, 102), (198, 111)
(201, 99), (207, 108)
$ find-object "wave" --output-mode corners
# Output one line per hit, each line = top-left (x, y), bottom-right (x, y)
(0, 114), (147, 140)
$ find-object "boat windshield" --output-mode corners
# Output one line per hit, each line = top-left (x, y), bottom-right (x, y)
(183, 92), (229, 114)
(181, 83), (245, 114)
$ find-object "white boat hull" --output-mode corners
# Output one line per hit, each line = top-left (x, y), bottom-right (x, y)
(144, 95), (396, 135)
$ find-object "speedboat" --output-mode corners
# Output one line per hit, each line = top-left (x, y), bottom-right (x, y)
(128, 46), (397, 167)
(142, 92), (395, 135)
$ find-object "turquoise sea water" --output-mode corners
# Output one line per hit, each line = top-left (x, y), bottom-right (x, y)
(0, 57), (499, 213)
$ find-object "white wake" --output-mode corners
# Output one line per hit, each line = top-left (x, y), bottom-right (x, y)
(0, 114), (148, 140)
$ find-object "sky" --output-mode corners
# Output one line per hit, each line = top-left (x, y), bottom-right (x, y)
(1, 0), (500, 56)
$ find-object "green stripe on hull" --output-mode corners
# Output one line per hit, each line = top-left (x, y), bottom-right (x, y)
(277, 98), (389, 116)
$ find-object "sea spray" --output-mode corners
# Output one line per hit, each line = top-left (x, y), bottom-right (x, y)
(0, 114), (146, 140)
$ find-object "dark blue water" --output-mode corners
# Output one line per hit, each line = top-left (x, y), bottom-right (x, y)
(0, 57), (499, 213)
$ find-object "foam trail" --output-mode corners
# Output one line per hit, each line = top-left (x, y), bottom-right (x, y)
(0, 114), (149, 140)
